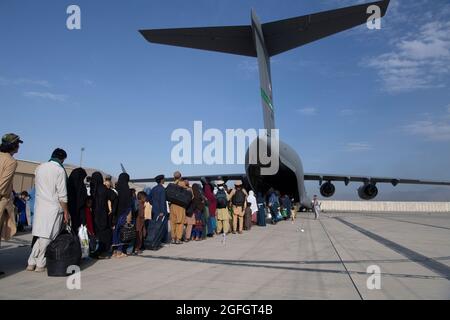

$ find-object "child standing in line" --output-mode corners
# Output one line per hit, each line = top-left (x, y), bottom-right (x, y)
(192, 209), (204, 241)
(84, 196), (95, 236)
(244, 202), (252, 231)
(134, 192), (147, 254)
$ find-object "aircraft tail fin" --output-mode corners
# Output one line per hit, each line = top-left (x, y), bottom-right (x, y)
(140, 0), (390, 131)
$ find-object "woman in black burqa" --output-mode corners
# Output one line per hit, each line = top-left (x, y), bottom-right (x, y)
(90, 172), (116, 259)
(112, 172), (132, 258)
(67, 168), (88, 232)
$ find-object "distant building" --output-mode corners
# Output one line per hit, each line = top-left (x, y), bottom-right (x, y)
(12, 159), (141, 193)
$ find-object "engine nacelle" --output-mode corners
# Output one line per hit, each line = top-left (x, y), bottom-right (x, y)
(358, 183), (378, 200)
(320, 182), (336, 198)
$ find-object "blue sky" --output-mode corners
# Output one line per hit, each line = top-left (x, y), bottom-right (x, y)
(1, 0), (449, 199)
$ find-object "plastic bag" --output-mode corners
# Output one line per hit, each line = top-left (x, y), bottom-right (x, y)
(78, 225), (90, 259)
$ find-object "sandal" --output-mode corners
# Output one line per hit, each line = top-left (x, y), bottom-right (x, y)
(114, 252), (127, 258)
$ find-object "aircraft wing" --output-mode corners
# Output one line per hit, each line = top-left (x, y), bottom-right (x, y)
(130, 173), (246, 184)
(304, 173), (450, 187)
(263, 0), (390, 56)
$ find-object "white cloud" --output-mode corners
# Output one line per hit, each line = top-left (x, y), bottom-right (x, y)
(297, 107), (318, 116)
(83, 79), (94, 86)
(15, 78), (51, 87)
(345, 143), (372, 152)
(0, 76), (51, 88)
(24, 91), (67, 102)
(238, 60), (258, 73)
(340, 109), (356, 116)
(367, 20), (450, 92)
(403, 106), (450, 141)
(403, 121), (450, 141)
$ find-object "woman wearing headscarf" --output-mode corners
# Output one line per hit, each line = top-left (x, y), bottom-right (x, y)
(247, 190), (258, 224)
(190, 183), (205, 241)
(90, 172), (115, 259)
(202, 179), (217, 237)
(112, 173), (132, 258)
(67, 168), (88, 232)
(256, 192), (267, 227)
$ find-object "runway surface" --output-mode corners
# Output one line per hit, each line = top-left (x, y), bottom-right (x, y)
(1, 212), (449, 300)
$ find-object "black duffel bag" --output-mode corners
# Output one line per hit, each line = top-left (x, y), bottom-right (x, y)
(45, 224), (82, 277)
(165, 183), (192, 209)
(120, 223), (136, 243)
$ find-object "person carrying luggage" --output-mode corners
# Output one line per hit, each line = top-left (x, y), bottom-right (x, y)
(27, 148), (70, 272)
(169, 172), (191, 245)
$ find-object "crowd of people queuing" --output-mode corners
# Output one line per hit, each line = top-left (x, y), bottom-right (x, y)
(0, 132), (309, 275)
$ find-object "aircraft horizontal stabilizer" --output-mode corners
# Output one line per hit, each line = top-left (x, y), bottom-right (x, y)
(139, 26), (256, 57)
(139, 0), (390, 57)
(263, 0), (390, 56)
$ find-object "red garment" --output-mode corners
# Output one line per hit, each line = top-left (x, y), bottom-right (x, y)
(85, 207), (95, 236)
(204, 184), (217, 217)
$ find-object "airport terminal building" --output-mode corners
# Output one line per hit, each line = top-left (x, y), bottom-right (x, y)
(12, 159), (117, 193)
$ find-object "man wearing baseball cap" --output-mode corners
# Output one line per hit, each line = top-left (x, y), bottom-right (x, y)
(0, 133), (23, 275)
(228, 180), (248, 234)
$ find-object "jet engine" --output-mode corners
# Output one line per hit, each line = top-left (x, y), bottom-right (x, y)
(358, 183), (378, 200)
(320, 182), (336, 198)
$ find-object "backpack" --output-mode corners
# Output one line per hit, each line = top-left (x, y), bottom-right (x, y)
(232, 189), (245, 207)
(216, 189), (228, 209)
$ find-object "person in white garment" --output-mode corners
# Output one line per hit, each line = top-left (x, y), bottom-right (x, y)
(312, 195), (321, 220)
(247, 190), (258, 224)
(27, 148), (70, 272)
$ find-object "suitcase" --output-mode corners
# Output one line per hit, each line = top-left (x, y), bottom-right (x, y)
(45, 224), (82, 277)
(165, 183), (192, 209)
(145, 216), (166, 251)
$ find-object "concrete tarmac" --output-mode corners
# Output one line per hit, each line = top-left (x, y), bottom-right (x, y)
(1, 212), (449, 300)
